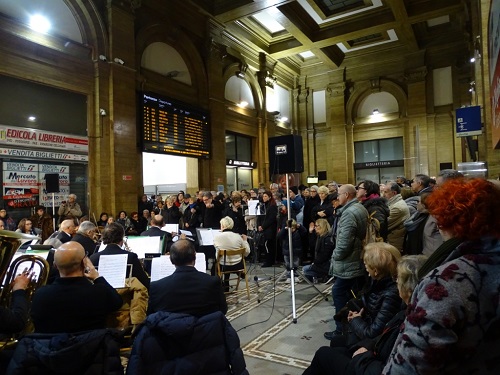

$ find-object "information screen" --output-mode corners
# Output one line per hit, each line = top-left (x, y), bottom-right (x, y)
(141, 92), (210, 159)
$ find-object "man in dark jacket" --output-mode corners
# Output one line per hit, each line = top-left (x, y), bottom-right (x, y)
(90, 223), (150, 288)
(148, 239), (227, 316)
(31, 241), (123, 333)
(127, 311), (248, 375)
(141, 214), (171, 254)
(72, 221), (98, 256)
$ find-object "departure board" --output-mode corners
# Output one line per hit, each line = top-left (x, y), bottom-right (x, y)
(141, 92), (210, 159)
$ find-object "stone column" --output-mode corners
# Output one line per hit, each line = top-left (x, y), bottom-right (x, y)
(200, 19), (227, 191)
(89, 0), (139, 216)
(405, 67), (429, 177)
(327, 82), (349, 182)
(295, 83), (311, 176)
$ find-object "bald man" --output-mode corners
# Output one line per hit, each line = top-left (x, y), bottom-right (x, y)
(31, 241), (122, 333)
(55, 219), (77, 244)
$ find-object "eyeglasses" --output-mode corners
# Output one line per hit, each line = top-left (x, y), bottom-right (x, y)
(314, 224), (320, 228)
(356, 186), (365, 191)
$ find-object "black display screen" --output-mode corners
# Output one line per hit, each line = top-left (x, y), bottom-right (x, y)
(141, 92), (210, 159)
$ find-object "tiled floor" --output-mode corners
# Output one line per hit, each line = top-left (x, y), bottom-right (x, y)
(226, 265), (336, 375)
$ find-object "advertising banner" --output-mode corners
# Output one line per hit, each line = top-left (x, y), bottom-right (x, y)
(0, 125), (88, 152)
(0, 147), (88, 161)
(2, 162), (39, 208)
(489, 0), (500, 148)
(39, 164), (71, 208)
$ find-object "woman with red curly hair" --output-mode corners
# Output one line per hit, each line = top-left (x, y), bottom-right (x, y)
(383, 178), (500, 375)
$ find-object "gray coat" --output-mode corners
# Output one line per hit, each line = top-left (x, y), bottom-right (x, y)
(329, 198), (368, 278)
(387, 194), (410, 252)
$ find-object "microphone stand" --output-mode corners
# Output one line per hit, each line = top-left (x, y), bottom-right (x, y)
(267, 173), (328, 323)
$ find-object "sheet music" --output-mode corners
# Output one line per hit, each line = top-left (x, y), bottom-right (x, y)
(197, 228), (217, 246)
(161, 224), (178, 234)
(179, 230), (193, 236)
(125, 236), (161, 258)
(248, 200), (265, 215)
(97, 254), (128, 288)
(195, 253), (206, 272)
(150, 252), (207, 282)
(150, 256), (176, 282)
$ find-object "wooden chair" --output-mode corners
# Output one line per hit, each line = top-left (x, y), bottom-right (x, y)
(216, 248), (250, 300)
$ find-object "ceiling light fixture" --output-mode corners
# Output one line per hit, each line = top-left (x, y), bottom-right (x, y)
(237, 101), (248, 108)
(372, 109), (380, 115)
(470, 57), (476, 63)
(29, 14), (51, 34)
(28, 116), (36, 122)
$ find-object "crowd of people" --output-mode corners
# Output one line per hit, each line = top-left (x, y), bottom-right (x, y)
(0, 172), (499, 374)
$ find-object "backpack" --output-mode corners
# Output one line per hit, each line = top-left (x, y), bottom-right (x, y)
(363, 211), (384, 247)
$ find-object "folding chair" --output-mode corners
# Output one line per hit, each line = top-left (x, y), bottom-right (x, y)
(216, 248), (250, 300)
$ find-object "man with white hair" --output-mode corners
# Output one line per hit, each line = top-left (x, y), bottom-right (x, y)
(58, 193), (82, 223)
(73, 221), (98, 256)
(55, 219), (77, 244)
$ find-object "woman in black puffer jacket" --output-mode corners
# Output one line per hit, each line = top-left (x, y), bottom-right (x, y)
(330, 242), (402, 348)
(356, 180), (390, 241)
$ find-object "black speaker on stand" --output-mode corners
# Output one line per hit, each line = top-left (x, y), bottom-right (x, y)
(45, 174), (60, 193)
(268, 135), (304, 175)
(45, 173), (59, 233)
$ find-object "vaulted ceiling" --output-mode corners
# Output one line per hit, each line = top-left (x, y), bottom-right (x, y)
(189, 0), (472, 78)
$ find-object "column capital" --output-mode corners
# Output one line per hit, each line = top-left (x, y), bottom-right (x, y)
(405, 67), (428, 83)
(327, 82), (346, 97)
(294, 85), (309, 103)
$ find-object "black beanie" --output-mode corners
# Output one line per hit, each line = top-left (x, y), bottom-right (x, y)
(290, 186), (298, 195)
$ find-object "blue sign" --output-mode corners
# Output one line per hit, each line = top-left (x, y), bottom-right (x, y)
(456, 106), (482, 137)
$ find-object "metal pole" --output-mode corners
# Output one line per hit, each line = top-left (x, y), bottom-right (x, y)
(52, 192), (56, 233)
(285, 173), (297, 323)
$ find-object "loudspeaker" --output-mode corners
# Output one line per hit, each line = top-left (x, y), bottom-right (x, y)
(45, 174), (60, 193)
(318, 171), (327, 181)
(268, 135), (304, 175)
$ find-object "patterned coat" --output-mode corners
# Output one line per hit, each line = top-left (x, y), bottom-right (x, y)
(383, 237), (500, 375)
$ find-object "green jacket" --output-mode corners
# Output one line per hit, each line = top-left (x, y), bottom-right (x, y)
(329, 198), (368, 278)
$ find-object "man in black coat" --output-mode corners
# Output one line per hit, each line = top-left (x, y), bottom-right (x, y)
(72, 221), (98, 256)
(147, 239), (227, 317)
(141, 214), (171, 254)
(55, 219), (77, 244)
(90, 223), (150, 288)
(31, 241), (122, 333)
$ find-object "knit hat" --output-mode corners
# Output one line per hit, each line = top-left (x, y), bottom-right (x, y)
(289, 186), (299, 195)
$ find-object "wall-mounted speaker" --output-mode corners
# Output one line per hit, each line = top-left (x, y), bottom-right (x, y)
(45, 173), (60, 193)
(318, 171), (327, 181)
(268, 135), (304, 175)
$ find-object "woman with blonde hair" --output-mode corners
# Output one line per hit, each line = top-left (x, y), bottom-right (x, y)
(302, 219), (334, 282)
(326, 242), (402, 351)
(303, 255), (426, 375)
